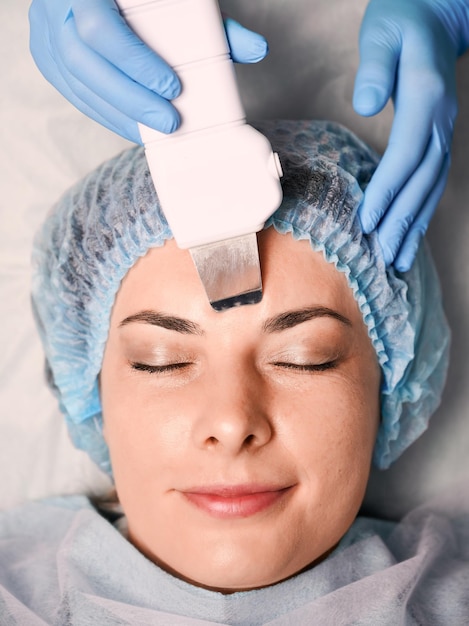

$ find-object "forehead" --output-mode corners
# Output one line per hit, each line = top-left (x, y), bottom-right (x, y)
(112, 227), (360, 325)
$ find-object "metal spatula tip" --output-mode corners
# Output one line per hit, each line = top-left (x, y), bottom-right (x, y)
(189, 233), (263, 312)
(211, 289), (263, 312)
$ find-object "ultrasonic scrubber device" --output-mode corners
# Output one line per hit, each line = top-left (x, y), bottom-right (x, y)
(117, 0), (283, 311)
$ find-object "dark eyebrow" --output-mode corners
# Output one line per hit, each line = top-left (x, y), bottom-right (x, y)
(119, 310), (204, 335)
(119, 306), (350, 336)
(263, 307), (352, 333)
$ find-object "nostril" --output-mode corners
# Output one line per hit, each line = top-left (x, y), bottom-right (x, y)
(244, 434), (255, 446)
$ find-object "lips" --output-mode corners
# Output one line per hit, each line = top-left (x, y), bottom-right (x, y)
(181, 484), (294, 519)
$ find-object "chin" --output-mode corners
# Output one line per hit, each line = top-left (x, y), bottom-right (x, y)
(179, 564), (291, 594)
(171, 543), (327, 594)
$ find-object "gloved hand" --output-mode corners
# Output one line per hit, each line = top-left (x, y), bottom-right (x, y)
(353, 0), (469, 271)
(29, 0), (268, 144)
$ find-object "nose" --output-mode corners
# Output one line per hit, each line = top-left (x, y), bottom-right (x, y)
(192, 367), (273, 455)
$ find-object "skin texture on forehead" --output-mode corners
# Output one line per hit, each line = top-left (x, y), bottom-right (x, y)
(100, 227), (381, 592)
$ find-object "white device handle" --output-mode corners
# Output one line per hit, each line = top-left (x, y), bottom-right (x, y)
(116, 0), (283, 249)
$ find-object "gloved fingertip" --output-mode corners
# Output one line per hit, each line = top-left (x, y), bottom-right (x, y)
(353, 85), (387, 117)
(359, 217), (373, 235)
(225, 17), (269, 63)
(232, 34), (269, 63)
(377, 236), (396, 268)
(161, 116), (180, 134)
(141, 109), (180, 134)
(394, 258), (412, 273)
(158, 74), (181, 100)
(246, 37), (269, 63)
(394, 231), (423, 273)
(357, 203), (375, 234)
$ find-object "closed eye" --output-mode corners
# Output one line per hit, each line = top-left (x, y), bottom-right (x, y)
(130, 360), (337, 375)
(272, 361), (337, 372)
(130, 361), (192, 374)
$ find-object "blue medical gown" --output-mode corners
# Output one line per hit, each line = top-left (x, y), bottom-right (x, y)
(0, 492), (468, 625)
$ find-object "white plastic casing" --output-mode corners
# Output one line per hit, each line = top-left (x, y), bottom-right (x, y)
(117, 0), (283, 249)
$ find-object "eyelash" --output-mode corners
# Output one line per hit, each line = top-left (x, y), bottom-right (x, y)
(272, 361), (337, 372)
(130, 360), (337, 375)
(130, 361), (192, 374)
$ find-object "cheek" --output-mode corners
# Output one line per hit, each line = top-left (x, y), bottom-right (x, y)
(100, 358), (196, 490)
(256, 369), (380, 570)
(275, 372), (380, 492)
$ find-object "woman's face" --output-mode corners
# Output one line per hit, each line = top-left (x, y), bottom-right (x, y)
(101, 227), (380, 591)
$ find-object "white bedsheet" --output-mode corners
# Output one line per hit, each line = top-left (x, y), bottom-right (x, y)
(1, 0), (468, 517)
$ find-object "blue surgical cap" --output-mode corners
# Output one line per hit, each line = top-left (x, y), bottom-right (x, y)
(31, 120), (450, 474)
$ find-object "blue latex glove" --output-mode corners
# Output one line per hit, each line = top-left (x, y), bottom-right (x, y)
(354, 0), (469, 271)
(29, 0), (268, 144)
